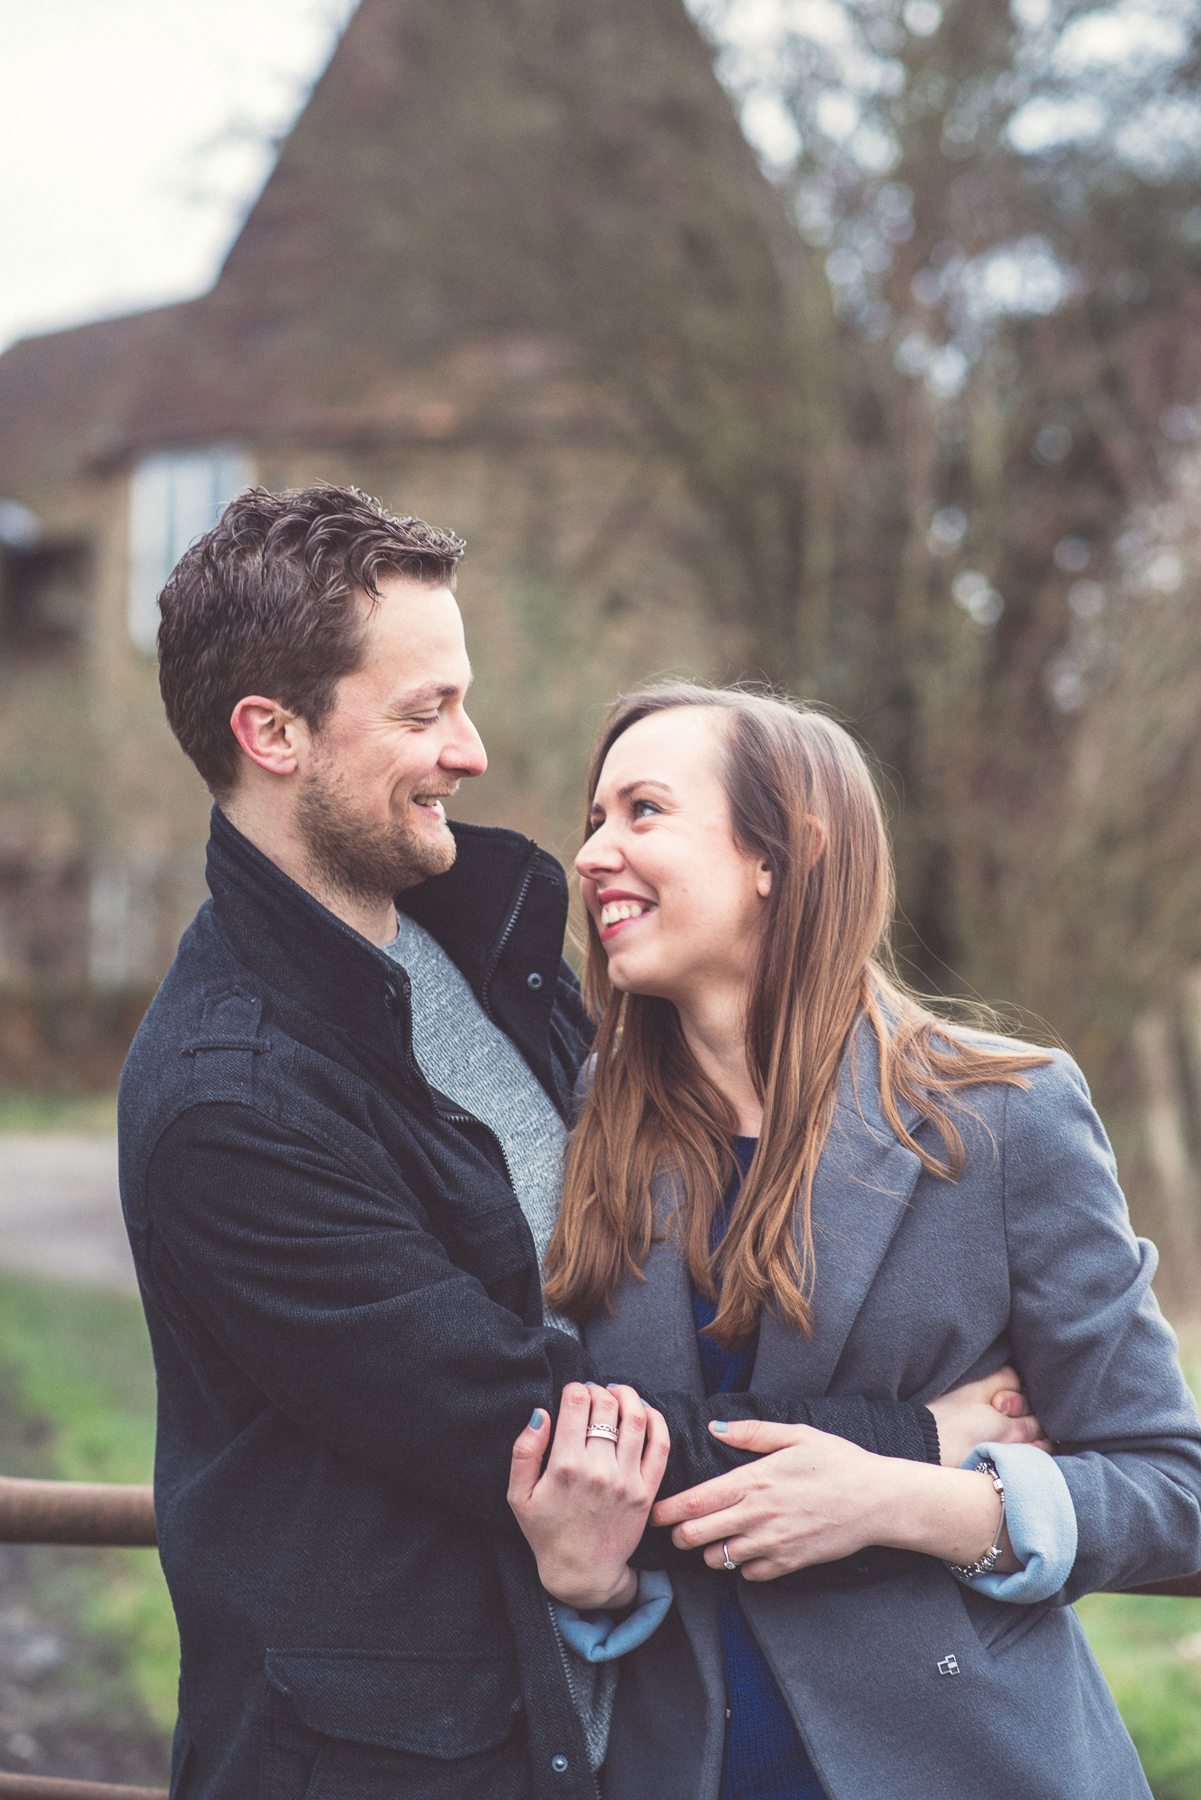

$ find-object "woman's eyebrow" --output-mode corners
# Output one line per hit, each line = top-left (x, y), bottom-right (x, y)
(616, 779), (674, 802)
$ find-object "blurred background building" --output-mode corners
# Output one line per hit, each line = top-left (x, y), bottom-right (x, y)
(1, 0), (1199, 1304)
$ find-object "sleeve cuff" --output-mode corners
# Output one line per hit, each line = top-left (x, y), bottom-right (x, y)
(551, 1569), (674, 1662)
(953, 1442), (1078, 1603)
(916, 1405), (941, 1465)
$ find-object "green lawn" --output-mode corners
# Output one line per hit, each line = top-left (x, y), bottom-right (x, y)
(0, 1271), (177, 1730)
(0, 1091), (118, 1134)
(0, 1266), (1199, 1792)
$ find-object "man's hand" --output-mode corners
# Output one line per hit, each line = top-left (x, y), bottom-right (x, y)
(929, 1364), (1051, 1467)
(508, 1382), (671, 1609)
(651, 1421), (888, 1581)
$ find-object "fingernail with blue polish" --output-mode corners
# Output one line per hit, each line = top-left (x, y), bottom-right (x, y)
(710, 1420), (729, 1433)
(529, 1409), (545, 1429)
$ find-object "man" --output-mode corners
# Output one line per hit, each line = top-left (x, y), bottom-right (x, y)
(119, 484), (1026, 1799)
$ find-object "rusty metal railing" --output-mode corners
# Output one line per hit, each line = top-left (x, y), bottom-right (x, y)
(0, 1778), (166, 1799)
(0, 1478), (156, 1549)
(0, 1478), (165, 1800)
(0, 1473), (1198, 1799)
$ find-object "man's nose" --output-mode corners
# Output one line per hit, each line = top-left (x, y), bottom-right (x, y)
(444, 710), (488, 777)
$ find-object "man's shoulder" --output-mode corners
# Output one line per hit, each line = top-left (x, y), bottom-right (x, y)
(120, 907), (281, 1142)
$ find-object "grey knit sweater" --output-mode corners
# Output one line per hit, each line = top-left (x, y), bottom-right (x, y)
(384, 914), (614, 1766)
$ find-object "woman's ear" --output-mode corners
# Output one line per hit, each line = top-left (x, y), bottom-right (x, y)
(756, 860), (773, 899)
(805, 817), (828, 868)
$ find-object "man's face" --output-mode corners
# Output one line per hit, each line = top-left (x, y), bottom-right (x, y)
(294, 574), (487, 907)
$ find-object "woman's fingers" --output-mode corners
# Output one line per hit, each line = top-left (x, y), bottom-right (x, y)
(640, 1404), (671, 1495)
(603, 1384), (646, 1475)
(507, 1407), (552, 1511)
(545, 1381), (607, 1468)
(671, 1502), (747, 1553)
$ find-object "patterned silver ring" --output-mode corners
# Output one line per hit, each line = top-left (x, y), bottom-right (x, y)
(585, 1422), (620, 1442)
(721, 1543), (738, 1572)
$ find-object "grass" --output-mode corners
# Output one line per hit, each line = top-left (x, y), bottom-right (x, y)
(0, 1270), (178, 1730)
(0, 1265), (1198, 1791)
(0, 1091), (117, 1134)
(1077, 1593), (1201, 1800)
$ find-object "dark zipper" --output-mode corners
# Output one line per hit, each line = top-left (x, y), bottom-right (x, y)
(545, 1596), (604, 1798)
(481, 853), (537, 1017)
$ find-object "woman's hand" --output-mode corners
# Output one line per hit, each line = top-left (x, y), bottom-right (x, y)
(929, 1364), (1052, 1466)
(651, 1422), (888, 1580)
(508, 1382), (671, 1610)
(653, 1420), (1022, 1580)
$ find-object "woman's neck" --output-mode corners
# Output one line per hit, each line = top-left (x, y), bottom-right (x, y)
(675, 991), (763, 1137)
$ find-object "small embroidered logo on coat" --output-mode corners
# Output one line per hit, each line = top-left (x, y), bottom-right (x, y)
(937, 1654), (960, 1676)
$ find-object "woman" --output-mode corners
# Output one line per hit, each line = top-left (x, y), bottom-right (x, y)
(509, 681), (1201, 1799)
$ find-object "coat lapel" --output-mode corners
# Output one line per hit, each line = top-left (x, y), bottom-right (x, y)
(583, 1019), (925, 1402)
(750, 1023), (923, 1395)
(581, 1177), (705, 1398)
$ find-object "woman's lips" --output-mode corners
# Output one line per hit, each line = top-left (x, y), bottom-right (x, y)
(598, 898), (655, 943)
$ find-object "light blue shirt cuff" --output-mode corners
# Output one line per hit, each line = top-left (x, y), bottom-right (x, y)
(551, 1569), (674, 1662)
(954, 1441), (1078, 1603)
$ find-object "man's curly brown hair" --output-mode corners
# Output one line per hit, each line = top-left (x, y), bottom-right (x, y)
(157, 483), (465, 798)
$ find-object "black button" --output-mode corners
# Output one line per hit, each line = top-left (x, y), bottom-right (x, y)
(526, 971), (544, 991)
(550, 1753), (569, 1773)
(382, 981), (401, 1013)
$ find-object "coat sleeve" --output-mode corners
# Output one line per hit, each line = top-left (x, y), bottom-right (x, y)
(143, 1101), (937, 1533)
(1002, 1051), (1201, 1598)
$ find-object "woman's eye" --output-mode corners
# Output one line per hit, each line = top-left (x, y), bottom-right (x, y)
(631, 798), (660, 820)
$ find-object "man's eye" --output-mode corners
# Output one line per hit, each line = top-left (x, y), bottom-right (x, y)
(409, 713), (440, 727)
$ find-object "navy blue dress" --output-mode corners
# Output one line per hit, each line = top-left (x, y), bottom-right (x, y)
(690, 1137), (828, 1800)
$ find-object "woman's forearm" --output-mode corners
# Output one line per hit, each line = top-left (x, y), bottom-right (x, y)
(876, 1457), (1019, 1572)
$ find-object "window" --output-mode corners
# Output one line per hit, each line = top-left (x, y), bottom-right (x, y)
(127, 448), (252, 652)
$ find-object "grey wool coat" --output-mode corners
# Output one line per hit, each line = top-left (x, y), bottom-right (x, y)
(584, 1029), (1201, 1800)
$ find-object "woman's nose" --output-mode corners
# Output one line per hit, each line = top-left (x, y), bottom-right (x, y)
(575, 826), (622, 880)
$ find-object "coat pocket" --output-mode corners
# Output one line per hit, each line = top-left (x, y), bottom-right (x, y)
(954, 1582), (1063, 1657)
(262, 1648), (528, 1800)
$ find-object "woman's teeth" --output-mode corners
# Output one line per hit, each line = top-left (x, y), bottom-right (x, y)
(600, 901), (649, 928)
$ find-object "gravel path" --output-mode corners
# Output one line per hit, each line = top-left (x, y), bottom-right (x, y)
(0, 1135), (137, 1292)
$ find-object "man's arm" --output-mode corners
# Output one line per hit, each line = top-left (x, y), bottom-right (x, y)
(145, 1102), (940, 1530)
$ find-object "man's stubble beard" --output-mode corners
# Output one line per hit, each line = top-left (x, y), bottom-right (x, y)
(294, 763), (456, 913)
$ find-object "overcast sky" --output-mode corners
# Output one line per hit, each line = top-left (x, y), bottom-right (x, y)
(0, 0), (356, 353)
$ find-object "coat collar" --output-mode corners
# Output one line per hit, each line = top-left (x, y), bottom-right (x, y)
(204, 806), (568, 1082)
(581, 1016), (923, 1397)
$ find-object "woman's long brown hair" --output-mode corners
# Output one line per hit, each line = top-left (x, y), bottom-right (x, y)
(543, 682), (1050, 1347)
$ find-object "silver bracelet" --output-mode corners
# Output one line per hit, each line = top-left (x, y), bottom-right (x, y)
(946, 1457), (1006, 1580)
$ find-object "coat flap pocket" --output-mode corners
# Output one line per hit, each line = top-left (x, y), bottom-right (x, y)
(264, 1650), (520, 1757)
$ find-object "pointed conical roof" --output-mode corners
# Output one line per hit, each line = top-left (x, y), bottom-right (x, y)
(0, 0), (796, 490)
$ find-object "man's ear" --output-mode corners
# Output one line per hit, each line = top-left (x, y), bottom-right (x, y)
(229, 696), (306, 777)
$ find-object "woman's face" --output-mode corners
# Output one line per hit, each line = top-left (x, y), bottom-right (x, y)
(575, 707), (771, 1012)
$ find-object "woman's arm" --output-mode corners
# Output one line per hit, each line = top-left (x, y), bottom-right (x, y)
(509, 1367), (1048, 1605)
(650, 1419), (1026, 1579)
(998, 1051), (1201, 1598)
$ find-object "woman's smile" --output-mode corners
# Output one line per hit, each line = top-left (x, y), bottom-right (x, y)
(597, 888), (657, 940)
(576, 707), (771, 1010)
